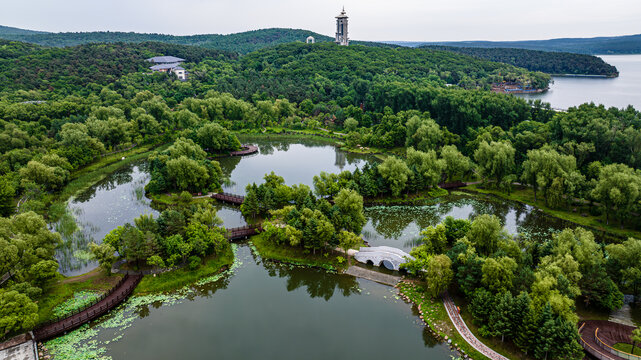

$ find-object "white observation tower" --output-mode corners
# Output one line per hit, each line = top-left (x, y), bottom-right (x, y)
(335, 7), (349, 46)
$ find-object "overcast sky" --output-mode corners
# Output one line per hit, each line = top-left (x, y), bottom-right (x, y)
(2, 0), (640, 42)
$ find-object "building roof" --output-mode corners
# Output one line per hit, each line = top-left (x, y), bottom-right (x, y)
(336, 7), (348, 18)
(150, 62), (183, 71)
(146, 56), (185, 64)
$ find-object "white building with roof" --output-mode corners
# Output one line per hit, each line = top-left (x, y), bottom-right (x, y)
(146, 56), (185, 64)
(147, 56), (187, 80)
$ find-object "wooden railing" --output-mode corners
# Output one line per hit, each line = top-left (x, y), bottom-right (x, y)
(595, 328), (641, 360)
(33, 274), (142, 341)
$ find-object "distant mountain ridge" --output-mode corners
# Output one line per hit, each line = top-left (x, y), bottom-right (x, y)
(0, 25), (48, 36)
(0, 27), (391, 54)
(2, 24), (638, 55)
(384, 34), (641, 55)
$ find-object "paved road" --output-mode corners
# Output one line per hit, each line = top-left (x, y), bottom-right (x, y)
(443, 292), (509, 360)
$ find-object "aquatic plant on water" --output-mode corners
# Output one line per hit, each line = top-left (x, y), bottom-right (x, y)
(52, 291), (103, 319)
(45, 244), (242, 360)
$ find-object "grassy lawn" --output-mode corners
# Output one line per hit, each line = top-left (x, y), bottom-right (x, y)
(134, 246), (234, 295)
(236, 127), (345, 141)
(148, 192), (212, 210)
(251, 233), (346, 271)
(37, 269), (123, 325)
(613, 342), (641, 355)
(364, 187), (449, 206)
(397, 282), (487, 360)
(466, 184), (641, 241)
(56, 143), (169, 205)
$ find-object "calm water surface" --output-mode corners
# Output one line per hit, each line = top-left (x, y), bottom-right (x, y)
(89, 246), (456, 360)
(517, 55), (641, 110)
(58, 140), (374, 275)
(363, 195), (570, 252)
(219, 138), (375, 195)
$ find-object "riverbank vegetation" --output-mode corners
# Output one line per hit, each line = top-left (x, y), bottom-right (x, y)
(134, 245), (234, 294)
(401, 214), (641, 360)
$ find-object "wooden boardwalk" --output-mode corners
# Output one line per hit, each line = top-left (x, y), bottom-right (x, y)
(226, 225), (261, 241)
(579, 320), (640, 360)
(229, 145), (258, 156)
(344, 266), (400, 286)
(208, 144), (259, 159)
(33, 274), (142, 341)
(211, 192), (245, 205)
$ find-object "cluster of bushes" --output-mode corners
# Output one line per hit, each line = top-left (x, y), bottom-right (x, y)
(0, 212), (62, 337)
(241, 172), (365, 256)
(146, 138), (223, 194)
(91, 202), (229, 272)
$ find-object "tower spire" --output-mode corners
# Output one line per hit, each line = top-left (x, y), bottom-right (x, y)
(335, 7), (349, 46)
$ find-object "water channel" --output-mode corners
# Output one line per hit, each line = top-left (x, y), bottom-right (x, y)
(52, 138), (590, 359)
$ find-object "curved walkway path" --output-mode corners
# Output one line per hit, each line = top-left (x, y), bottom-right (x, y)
(579, 320), (640, 360)
(33, 274), (142, 341)
(443, 292), (509, 360)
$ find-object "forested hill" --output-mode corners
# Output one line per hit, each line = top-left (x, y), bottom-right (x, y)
(0, 39), (42, 59)
(393, 34), (641, 55)
(210, 42), (550, 104)
(0, 25), (47, 36)
(0, 28), (390, 54)
(422, 46), (619, 77)
(0, 41), (234, 94)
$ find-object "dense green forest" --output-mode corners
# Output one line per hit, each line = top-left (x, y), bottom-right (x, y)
(0, 41), (234, 95)
(402, 33), (641, 55)
(422, 46), (619, 76)
(0, 40), (550, 104)
(0, 37), (640, 358)
(0, 28), (392, 55)
(210, 42), (550, 102)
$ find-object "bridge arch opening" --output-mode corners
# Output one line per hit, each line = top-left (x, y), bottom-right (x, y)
(366, 260), (374, 266)
(380, 260), (395, 270)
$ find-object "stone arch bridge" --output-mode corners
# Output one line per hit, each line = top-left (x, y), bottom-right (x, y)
(353, 246), (414, 271)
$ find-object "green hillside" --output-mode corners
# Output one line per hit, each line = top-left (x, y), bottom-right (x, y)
(0, 41), (234, 94)
(0, 28), (389, 54)
(394, 33), (641, 55)
(422, 46), (619, 77)
(210, 42), (550, 104)
(0, 24), (48, 36)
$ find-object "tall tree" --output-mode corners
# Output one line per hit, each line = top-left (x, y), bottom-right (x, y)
(0, 178), (15, 216)
(377, 157), (412, 196)
(425, 254), (453, 298)
(474, 140), (516, 188)
(591, 163), (641, 225)
(0, 290), (38, 338)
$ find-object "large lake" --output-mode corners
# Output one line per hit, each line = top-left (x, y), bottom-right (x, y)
(517, 54), (641, 110)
